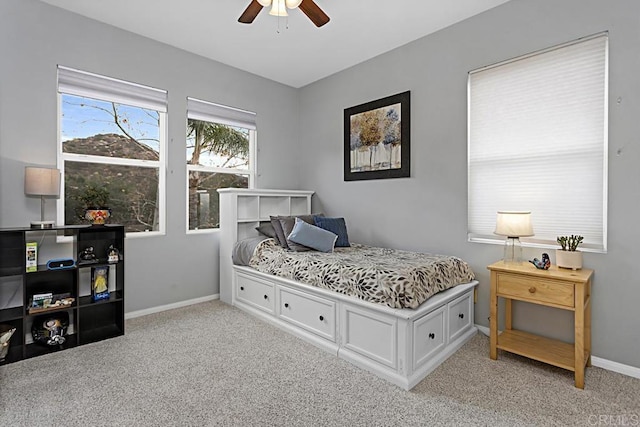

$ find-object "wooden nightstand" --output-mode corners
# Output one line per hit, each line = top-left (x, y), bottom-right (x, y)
(487, 261), (593, 389)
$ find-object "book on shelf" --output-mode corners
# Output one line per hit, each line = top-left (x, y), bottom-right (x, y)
(31, 292), (53, 308)
(28, 292), (74, 314)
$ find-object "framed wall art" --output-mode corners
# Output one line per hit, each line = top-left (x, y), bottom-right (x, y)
(344, 91), (410, 181)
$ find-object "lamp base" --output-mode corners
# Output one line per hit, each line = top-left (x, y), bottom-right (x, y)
(31, 220), (55, 229)
(503, 236), (523, 264)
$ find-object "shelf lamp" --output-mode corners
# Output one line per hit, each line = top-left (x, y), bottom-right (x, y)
(24, 166), (60, 229)
(494, 211), (534, 263)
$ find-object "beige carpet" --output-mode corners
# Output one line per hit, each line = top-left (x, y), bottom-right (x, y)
(1, 300), (638, 426)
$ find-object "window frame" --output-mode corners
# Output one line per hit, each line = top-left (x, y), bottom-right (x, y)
(467, 33), (608, 253)
(185, 98), (257, 234)
(56, 68), (167, 237)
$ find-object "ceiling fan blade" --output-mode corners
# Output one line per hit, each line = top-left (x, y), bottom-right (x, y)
(238, 0), (263, 24)
(299, 0), (330, 27)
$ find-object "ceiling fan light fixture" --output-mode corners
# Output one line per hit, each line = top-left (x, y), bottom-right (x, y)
(269, 0), (288, 16)
(239, 0), (329, 28)
(285, 0), (303, 9)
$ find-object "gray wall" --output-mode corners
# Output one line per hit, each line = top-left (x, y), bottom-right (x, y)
(0, 0), (300, 312)
(298, 0), (640, 368)
(2, 0), (638, 370)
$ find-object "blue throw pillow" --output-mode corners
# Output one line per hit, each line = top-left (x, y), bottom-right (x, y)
(313, 216), (350, 247)
(288, 218), (338, 253)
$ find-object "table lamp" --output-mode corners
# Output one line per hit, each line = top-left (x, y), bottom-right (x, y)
(25, 166), (60, 229)
(494, 211), (533, 263)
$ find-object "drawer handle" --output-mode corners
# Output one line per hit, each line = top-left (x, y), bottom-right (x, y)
(319, 315), (324, 321)
(263, 294), (268, 300)
(284, 303), (289, 308)
(458, 313), (464, 319)
(428, 333), (435, 339)
(240, 286), (244, 291)
(528, 287), (537, 294)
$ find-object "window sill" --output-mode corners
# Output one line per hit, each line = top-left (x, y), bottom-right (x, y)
(186, 228), (220, 235)
(125, 230), (165, 239)
(468, 236), (606, 254)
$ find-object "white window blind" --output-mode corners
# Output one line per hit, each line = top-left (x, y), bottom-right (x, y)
(187, 97), (256, 130)
(57, 66), (167, 234)
(468, 33), (608, 251)
(58, 66), (167, 112)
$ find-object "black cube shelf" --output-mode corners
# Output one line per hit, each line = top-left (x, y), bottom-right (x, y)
(0, 225), (125, 365)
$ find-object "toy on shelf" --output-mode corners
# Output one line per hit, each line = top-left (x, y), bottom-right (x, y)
(31, 312), (69, 346)
(78, 246), (98, 265)
(0, 325), (16, 360)
(91, 266), (109, 301)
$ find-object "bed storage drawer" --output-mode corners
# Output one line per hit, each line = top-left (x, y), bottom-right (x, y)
(277, 287), (336, 341)
(448, 292), (472, 342)
(236, 273), (275, 314)
(413, 306), (446, 370)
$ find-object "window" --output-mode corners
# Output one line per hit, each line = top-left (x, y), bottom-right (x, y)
(468, 33), (608, 251)
(58, 66), (167, 234)
(186, 97), (256, 231)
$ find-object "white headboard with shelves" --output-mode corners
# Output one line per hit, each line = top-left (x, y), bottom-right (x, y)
(217, 188), (314, 303)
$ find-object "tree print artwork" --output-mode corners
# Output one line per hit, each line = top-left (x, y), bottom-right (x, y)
(349, 103), (401, 172)
(344, 91), (410, 181)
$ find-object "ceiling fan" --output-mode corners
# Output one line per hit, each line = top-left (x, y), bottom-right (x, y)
(239, 0), (330, 28)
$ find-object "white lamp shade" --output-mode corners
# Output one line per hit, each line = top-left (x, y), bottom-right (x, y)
(269, 0), (288, 16)
(494, 211), (534, 237)
(24, 167), (60, 197)
(257, 0), (271, 6)
(285, 0), (303, 8)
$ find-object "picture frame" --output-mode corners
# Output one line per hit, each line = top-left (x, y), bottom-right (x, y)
(344, 91), (410, 181)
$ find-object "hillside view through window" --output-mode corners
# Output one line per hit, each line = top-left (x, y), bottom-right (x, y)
(61, 94), (163, 232)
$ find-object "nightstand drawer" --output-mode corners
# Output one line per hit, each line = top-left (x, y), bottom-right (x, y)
(497, 273), (574, 308)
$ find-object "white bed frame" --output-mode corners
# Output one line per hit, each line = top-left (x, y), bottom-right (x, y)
(218, 188), (479, 390)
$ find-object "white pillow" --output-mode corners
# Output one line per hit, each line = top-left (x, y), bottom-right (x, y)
(287, 217), (338, 253)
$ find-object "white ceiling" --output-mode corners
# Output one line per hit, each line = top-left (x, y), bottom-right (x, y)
(39, 0), (510, 88)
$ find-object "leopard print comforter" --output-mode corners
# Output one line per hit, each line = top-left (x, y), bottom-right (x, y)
(248, 239), (475, 309)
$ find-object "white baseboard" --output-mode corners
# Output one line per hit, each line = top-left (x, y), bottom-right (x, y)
(474, 325), (640, 380)
(591, 356), (640, 379)
(125, 294), (219, 320)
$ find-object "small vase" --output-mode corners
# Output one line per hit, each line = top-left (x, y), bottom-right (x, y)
(556, 249), (583, 270)
(85, 209), (111, 225)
